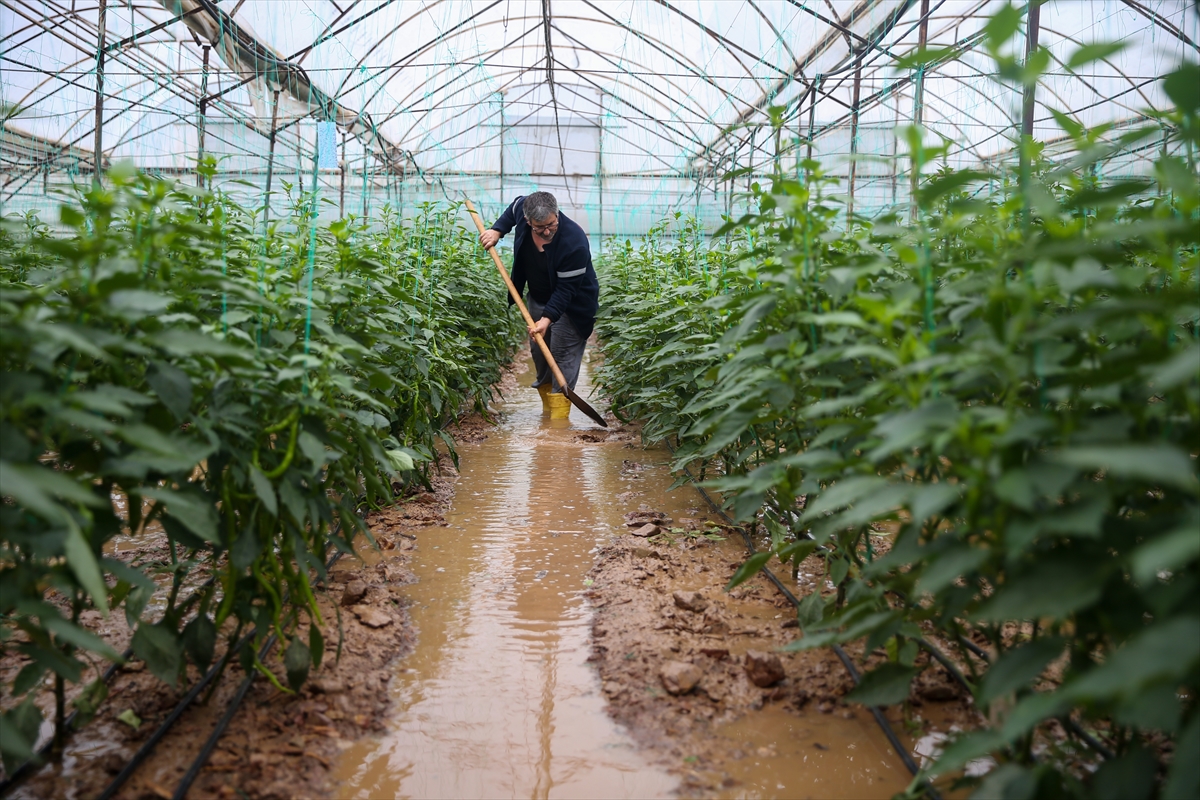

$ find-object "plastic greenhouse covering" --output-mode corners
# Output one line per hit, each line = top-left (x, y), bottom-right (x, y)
(2, 1), (1197, 239)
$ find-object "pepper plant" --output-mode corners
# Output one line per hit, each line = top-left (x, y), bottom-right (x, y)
(0, 169), (521, 770)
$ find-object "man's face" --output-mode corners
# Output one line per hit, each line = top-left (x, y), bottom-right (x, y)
(528, 213), (559, 242)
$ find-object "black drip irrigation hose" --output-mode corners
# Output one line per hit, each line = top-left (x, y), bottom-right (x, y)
(0, 576), (217, 797)
(95, 627), (257, 800)
(663, 440), (942, 800)
(88, 508), (360, 800)
(171, 630), (282, 800)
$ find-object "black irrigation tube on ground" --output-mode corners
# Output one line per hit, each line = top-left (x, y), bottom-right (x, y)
(0, 576), (217, 797)
(91, 520), (356, 800)
(663, 440), (943, 800)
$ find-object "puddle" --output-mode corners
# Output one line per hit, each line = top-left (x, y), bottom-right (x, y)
(333, 354), (683, 799)
(714, 707), (912, 798)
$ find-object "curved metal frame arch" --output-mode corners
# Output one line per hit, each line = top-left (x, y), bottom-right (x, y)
(337, 12), (751, 132)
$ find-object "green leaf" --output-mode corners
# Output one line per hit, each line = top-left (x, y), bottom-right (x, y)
(145, 361), (192, 421)
(182, 615), (216, 671)
(64, 520), (109, 616)
(1052, 445), (1196, 490)
(801, 476), (888, 520)
(1065, 616), (1200, 701)
(0, 697), (43, 774)
(248, 464), (278, 517)
(796, 590), (825, 629)
(1164, 714), (1200, 800)
(284, 636), (311, 692)
(70, 677), (109, 728)
(844, 663), (920, 706)
(1092, 748), (1155, 800)
(116, 709), (142, 731)
(1066, 42), (1125, 70)
(42, 614), (121, 660)
(977, 638), (1063, 706)
(387, 448), (415, 472)
(974, 561), (1102, 621)
(0, 461), (105, 523)
(309, 624), (325, 670)
(131, 622), (183, 688)
(908, 483), (959, 525)
(916, 170), (991, 206)
(972, 764), (1039, 800)
(985, 4), (1021, 50)
(1163, 63), (1200, 115)
(139, 487), (219, 544)
(1148, 343), (1199, 391)
(107, 289), (171, 320)
(999, 690), (1068, 740)
(156, 329), (249, 360)
(829, 556), (849, 586)
(915, 545), (989, 597)
(929, 729), (1007, 777)
(726, 551), (771, 591)
(1131, 511), (1200, 584)
(12, 662), (47, 696)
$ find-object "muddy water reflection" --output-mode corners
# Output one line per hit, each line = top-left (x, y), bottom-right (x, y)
(335, 356), (681, 799)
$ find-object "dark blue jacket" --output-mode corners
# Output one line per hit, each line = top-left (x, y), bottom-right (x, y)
(490, 196), (600, 339)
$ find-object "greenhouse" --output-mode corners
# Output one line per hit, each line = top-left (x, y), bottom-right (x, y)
(1, 1), (1198, 799)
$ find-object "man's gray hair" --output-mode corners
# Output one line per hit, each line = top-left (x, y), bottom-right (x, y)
(523, 191), (558, 224)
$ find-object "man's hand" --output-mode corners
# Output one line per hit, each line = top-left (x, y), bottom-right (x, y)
(529, 317), (551, 339)
(479, 229), (500, 250)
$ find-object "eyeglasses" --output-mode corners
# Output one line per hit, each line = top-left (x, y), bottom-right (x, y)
(530, 217), (559, 235)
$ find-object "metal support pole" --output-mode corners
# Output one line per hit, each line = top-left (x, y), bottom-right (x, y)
(1020, 0), (1042, 237)
(746, 128), (756, 198)
(775, 123), (783, 183)
(362, 163), (369, 220)
(263, 89), (281, 224)
(499, 92), (506, 203)
(296, 133), (304, 195)
(913, 0), (930, 129)
(92, 0), (108, 184)
(892, 99), (901, 207)
(806, 76), (819, 167)
(197, 45), (210, 187)
(597, 92), (603, 250)
(339, 133), (346, 218)
(1021, 1), (1042, 140)
(848, 62), (862, 222)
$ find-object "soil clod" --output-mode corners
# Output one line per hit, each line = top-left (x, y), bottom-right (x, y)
(744, 649), (786, 687)
(660, 660), (702, 695)
(340, 579), (368, 606)
(672, 590), (708, 613)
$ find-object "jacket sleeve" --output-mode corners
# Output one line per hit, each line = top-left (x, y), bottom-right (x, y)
(541, 244), (591, 323)
(490, 196), (523, 236)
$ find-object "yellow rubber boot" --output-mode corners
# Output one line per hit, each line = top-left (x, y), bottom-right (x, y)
(547, 391), (572, 419)
(537, 383), (553, 413)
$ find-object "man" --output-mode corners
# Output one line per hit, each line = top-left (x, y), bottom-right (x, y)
(479, 191), (599, 414)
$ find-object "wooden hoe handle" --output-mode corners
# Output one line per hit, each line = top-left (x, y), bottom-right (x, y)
(463, 197), (573, 395)
(463, 196), (608, 427)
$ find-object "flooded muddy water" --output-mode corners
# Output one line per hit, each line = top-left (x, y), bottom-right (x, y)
(333, 353), (919, 799)
(334, 355), (683, 798)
